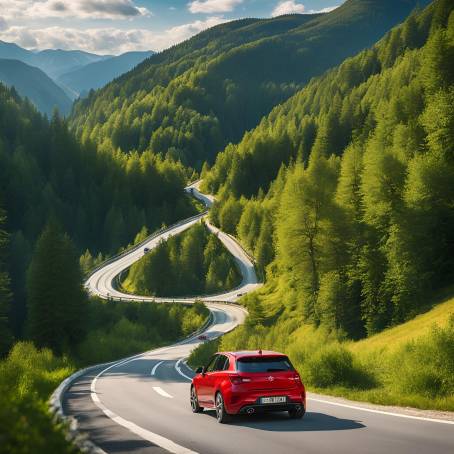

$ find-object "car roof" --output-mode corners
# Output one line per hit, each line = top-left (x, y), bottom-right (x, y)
(218, 350), (286, 359)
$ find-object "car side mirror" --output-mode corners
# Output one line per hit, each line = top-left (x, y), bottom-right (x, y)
(195, 366), (205, 375)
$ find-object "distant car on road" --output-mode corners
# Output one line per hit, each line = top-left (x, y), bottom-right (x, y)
(143, 247), (150, 254)
(190, 350), (306, 423)
(198, 334), (208, 341)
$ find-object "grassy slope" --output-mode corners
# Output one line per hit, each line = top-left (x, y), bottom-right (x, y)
(350, 291), (454, 355)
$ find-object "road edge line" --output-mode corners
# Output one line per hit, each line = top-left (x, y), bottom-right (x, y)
(309, 396), (454, 425)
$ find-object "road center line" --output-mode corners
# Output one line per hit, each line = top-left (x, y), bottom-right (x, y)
(151, 360), (164, 376)
(152, 386), (174, 399)
(309, 397), (454, 425)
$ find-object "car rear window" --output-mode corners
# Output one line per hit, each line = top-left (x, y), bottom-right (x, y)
(236, 356), (294, 373)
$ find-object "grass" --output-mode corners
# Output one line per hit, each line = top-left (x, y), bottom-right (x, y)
(349, 293), (454, 354)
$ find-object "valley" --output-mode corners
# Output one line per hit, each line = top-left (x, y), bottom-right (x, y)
(0, 0), (453, 452)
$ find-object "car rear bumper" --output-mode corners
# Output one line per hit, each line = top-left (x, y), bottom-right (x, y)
(225, 390), (305, 415)
(238, 401), (305, 415)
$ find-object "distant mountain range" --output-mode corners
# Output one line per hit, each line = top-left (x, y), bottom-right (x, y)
(0, 41), (154, 114)
(0, 41), (110, 79)
(0, 59), (72, 116)
(57, 51), (154, 97)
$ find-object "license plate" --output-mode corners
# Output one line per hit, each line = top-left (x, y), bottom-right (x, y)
(260, 396), (286, 404)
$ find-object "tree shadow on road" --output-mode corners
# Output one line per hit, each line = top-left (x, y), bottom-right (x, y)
(204, 410), (365, 432)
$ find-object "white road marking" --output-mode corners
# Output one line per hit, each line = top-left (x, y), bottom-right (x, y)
(310, 397), (454, 425)
(90, 353), (198, 454)
(175, 358), (193, 381)
(153, 386), (174, 399)
(151, 360), (164, 376)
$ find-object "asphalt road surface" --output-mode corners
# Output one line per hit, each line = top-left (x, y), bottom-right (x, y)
(85, 182), (261, 303)
(64, 184), (454, 454)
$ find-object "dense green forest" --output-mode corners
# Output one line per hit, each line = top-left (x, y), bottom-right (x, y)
(0, 84), (197, 337)
(70, 0), (427, 169)
(204, 0), (454, 338)
(123, 222), (241, 297)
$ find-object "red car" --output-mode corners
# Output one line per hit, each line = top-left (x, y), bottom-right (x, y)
(190, 350), (306, 423)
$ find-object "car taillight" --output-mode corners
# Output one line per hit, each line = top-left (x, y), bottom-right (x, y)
(289, 374), (301, 382)
(229, 375), (251, 385)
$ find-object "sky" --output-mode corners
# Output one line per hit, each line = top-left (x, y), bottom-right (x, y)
(0, 0), (343, 55)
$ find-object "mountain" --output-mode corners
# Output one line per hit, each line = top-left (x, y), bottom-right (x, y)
(70, 0), (431, 169)
(0, 59), (72, 115)
(32, 49), (111, 79)
(0, 40), (110, 80)
(0, 40), (31, 61)
(58, 51), (155, 97)
(204, 0), (454, 338)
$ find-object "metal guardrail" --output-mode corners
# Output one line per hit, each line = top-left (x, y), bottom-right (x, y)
(85, 210), (208, 283)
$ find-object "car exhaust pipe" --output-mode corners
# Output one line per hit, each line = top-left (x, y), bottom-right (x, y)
(247, 408), (255, 414)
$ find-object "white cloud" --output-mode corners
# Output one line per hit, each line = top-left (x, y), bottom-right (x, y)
(0, 0), (151, 21)
(188, 0), (243, 14)
(0, 16), (8, 31)
(0, 17), (227, 54)
(272, 1), (305, 17)
(168, 16), (227, 41)
(308, 6), (337, 13)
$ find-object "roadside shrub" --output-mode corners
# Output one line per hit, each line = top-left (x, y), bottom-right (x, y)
(187, 338), (221, 369)
(0, 342), (78, 453)
(76, 318), (160, 365)
(304, 344), (375, 389)
(0, 342), (73, 399)
(0, 393), (78, 454)
(387, 317), (454, 398)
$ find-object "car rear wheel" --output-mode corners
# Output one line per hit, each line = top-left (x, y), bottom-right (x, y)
(288, 405), (305, 419)
(190, 386), (203, 413)
(215, 392), (231, 423)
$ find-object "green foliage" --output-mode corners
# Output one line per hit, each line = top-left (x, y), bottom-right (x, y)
(124, 223), (241, 297)
(305, 344), (374, 389)
(206, 0), (454, 337)
(0, 83), (195, 337)
(386, 316), (454, 398)
(187, 337), (221, 370)
(0, 298), (209, 452)
(76, 299), (208, 365)
(27, 222), (86, 354)
(0, 342), (77, 453)
(0, 205), (13, 356)
(70, 1), (424, 169)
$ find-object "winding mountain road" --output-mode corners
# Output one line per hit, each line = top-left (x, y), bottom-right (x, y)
(62, 183), (454, 454)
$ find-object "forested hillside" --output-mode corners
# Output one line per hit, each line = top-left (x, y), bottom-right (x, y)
(70, 0), (427, 169)
(0, 59), (72, 116)
(204, 0), (454, 338)
(0, 84), (195, 338)
(123, 222), (241, 297)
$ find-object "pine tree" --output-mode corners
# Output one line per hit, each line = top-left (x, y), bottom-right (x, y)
(27, 222), (86, 353)
(0, 206), (13, 356)
(255, 217), (274, 273)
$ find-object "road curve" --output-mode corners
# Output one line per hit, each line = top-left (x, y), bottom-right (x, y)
(63, 185), (454, 454)
(85, 182), (261, 303)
